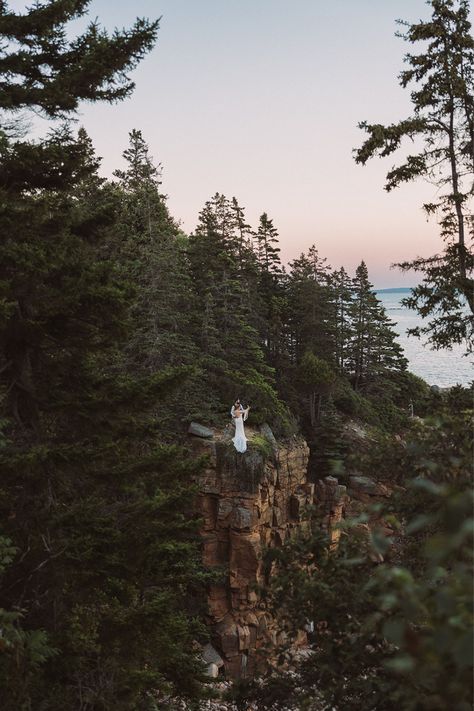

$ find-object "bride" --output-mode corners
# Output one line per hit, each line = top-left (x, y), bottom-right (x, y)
(231, 399), (250, 453)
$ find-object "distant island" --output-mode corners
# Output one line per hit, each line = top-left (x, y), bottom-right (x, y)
(375, 287), (413, 294)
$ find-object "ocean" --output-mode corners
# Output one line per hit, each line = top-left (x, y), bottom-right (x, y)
(376, 289), (473, 388)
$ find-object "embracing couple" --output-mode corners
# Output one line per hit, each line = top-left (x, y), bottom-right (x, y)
(230, 398), (250, 453)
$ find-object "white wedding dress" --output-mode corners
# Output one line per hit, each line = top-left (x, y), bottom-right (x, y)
(232, 411), (248, 453)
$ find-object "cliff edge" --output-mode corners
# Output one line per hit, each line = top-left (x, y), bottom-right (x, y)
(189, 423), (346, 679)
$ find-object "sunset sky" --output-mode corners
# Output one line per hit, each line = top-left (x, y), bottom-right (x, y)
(13, 0), (469, 287)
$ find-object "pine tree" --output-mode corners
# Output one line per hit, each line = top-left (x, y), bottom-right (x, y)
(255, 212), (282, 278)
(332, 266), (354, 375)
(355, 0), (474, 351)
(348, 262), (407, 391)
(253, 212), (287, 366)
(0, 8), (209, 708)
(231, 196), (254, 270)
(298, 351), (336, 430)
(113, 129), (197, 381)
(188, 194), (284, 423)
(287, 246), (335, 365)
(310, 397), (346, 480)
(0, 1), (159, 119)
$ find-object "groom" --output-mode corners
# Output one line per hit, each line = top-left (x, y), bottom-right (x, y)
(230, 398), (245, 419)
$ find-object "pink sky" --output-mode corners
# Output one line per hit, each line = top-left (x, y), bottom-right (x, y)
(12, 0), (467, 287)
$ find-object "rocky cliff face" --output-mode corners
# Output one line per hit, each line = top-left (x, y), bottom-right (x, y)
(189, 424), (347, 679)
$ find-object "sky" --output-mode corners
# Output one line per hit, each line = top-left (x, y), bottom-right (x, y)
(10, 0), (471, 287)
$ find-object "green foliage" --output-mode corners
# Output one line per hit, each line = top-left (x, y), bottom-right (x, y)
(0, 5), (211, 708)
(1, 2), (470, 708)
(0, 1), (160, 118)
(250, 433), (274, 460)
(0, 536), (57, 707)
(298, 351), (336, 390)
(310, 397), (346, 480)
(234, 411), (473, 711)
(355, 0), (474, 348)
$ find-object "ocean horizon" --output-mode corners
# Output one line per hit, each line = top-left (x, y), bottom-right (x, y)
(375, 288), (472, 388)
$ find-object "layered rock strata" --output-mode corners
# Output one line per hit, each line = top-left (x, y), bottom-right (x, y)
(190, 425), (347, 679)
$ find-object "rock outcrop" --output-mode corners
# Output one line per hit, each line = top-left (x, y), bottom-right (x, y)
(190, 424), (346, 679)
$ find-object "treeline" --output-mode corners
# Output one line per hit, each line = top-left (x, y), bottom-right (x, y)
(107, 129), (412, 438)
(0, 121), (412, 711)
(0, 4), (209, 709)
(0, 118), (416, 709)
(0, 0), (471, 709)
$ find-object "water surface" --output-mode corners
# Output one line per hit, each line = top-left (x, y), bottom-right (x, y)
(376, 289), (473, 387)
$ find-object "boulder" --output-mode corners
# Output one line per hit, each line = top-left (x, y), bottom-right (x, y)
(349, 475), (378, 495)
(231, 505), (254, 531)
(202, 642), (224, 668)
(215, 617), (239, 657)
(188, 422), (214, 438)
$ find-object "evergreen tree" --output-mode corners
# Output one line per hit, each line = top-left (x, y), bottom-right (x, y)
(310, 397), (346, 480)
(113, 129), (197, 382)
(332, 266), (354, 375)
(0, 7), (209, 708)
(297, 351), (336, 430)
(254, 212), (287, 365)
(0, 1), (159, 119)
(188, 194), (283, 423)
(348, 262), (407, 391)
(255, 212), (282, 278)
(231, 196), (254, 270)
(355, 0), (474, 351)
(229, 196), (264, 338)
(287, 246), (334, 365)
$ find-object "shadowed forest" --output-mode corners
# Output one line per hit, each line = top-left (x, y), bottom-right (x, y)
(0, 1), (472, 710)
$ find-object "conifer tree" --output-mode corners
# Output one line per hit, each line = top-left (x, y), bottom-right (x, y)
(188, 194), (284, 423)
(0, 1), (159, 119)
(355, 0), (474, 351)
(229, 196), (264, 337)
(0, 7), (208, 707)
(310, 397), (346, 480)
(298, 351), (336, 430)
(287, 246), (334, 365)
(231, 196), (254, 270)
(253, 212), (287, 364)
(113, 129), (196, 380)
(255, 212), (282, 278)
(348, 262), (407, 391)
(332, 266), (354, 375)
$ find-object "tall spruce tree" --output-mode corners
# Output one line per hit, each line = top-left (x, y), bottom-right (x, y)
(287, 246), (335, 365)
(0, 1), (159, 119)
(332, 266), (354, 375)
(254, 212), (287, 365)
(355, 0), (474, 351)
(348, 262), (407, 391)
(0, 6), (209, 708)
(188, 194), (285, 423)
(113, 129), (197, 382)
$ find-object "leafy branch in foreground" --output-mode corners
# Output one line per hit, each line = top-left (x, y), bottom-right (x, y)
(231, 413), (473, 711)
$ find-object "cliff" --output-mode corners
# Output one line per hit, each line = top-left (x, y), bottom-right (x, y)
(189, 423), (347, 679)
